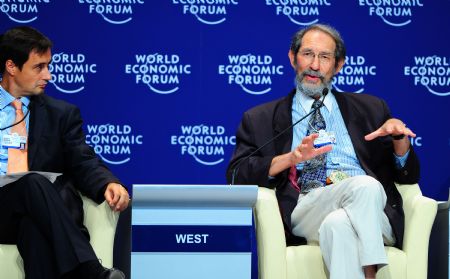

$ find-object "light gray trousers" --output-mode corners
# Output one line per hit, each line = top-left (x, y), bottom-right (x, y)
(291, 175), (395, 279)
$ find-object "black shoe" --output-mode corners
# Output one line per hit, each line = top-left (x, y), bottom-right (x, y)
(100, 268), (125, 279)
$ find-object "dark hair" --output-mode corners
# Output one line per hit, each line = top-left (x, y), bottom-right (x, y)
(0, 26), (53, 74)
(290, 23), (346, 64)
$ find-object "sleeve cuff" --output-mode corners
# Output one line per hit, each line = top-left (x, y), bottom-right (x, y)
(394, 150), (410, 169)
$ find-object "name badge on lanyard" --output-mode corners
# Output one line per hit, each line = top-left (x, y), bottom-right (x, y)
(2, 133), (27, 150)
(313, 129), (336, 148)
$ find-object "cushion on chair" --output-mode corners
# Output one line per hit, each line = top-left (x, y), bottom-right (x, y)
(286, 243), (408, 279)
(0, 244), (23, 279)
(82, 196), (119, 268)
(287, 245), (327, 279)
(377, 247), (407, 279)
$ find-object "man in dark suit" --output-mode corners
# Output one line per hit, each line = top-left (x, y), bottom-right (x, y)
(226, 24), (419, 279)
(0, 27), (128, 278)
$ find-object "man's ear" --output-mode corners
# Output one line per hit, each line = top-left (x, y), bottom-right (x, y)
(288, 50), (296, 69)
(5, 60), (16, 76)
(334, 58), (345, 74)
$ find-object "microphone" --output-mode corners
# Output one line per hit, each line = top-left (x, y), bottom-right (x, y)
(230, 88), (329, 185)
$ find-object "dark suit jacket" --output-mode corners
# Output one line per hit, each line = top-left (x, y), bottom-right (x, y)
(226, 89), (420, 249)
(27, 93), (121, 231)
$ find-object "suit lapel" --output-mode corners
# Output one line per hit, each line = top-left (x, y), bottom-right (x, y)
(334, 92), (375, 177)
(27, 95), (46, 169)
(273, 90), (296, 155)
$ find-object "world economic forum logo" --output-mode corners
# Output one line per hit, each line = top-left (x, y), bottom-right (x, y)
(172, 0), (238, 25)
(410, 135), (422, 148)
(78, 0), (145, 24)
(265, 0), (332, 25)
(1, 0), (50, 23)
(125, 53), (192, 95)
(333, 55), (377, 93)
(171, 124), (236, 166)
(218, 54), (284, 95)
(49, 52), (97, 94)
(358, 0), (424, 27)
(86, 124), (144, 165)
(404, 55), (450, 97)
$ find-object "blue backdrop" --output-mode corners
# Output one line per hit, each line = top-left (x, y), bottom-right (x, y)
(1, 0), (449, 201)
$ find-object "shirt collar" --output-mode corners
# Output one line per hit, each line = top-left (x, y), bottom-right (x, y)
(0, 85), (31, 110)
(296, 87), (334, 113)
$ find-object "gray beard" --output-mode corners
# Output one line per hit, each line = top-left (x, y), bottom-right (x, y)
(294, 70), (333, 98)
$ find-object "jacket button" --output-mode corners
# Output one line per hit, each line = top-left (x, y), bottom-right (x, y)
(403, 170), (408, 175)
(392, 204), (397, 208)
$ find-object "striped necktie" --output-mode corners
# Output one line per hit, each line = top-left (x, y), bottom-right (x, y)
(297, 99), (327, 194)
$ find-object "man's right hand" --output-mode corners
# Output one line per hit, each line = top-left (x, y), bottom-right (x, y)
(291, 133), (332, 164)
(269, 133), (332, 177)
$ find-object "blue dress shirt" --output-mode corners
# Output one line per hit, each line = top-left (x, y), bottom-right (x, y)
(0, 86), (30, 175)
(291, 89), (408, 177)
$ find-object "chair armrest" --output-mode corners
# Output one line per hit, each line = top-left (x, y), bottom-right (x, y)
(396, 184), (437, 279)
(0, 244), (23, 279)
(82, 196), (119, 268)
(255, 187), (287, 279)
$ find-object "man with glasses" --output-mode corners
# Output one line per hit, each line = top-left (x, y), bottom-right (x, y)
(226, 24), (418, 279)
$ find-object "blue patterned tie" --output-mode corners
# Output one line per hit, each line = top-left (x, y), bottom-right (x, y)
(298, 99), (327, 194)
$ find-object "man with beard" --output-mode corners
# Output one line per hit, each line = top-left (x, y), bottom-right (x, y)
(226, 24), (419, 279)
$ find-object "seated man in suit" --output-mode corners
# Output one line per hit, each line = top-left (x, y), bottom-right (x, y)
(0, 26), (129, 279)
(226, 24), (419, 279)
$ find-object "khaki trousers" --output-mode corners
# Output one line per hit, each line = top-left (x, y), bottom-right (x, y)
(291, 175), (394, 279)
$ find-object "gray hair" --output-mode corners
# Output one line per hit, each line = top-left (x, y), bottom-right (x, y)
(290, 23), (346, 65)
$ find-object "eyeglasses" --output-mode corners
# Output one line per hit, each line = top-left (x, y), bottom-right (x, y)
(298, 50), (335, 65)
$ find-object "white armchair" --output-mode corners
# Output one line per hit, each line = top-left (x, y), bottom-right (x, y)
(0, 195), (119, 279)
(255, 184), (437, 279)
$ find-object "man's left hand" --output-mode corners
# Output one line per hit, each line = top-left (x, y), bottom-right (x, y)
(364, 118), (415, 156)
(104, 183), (130, 212)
